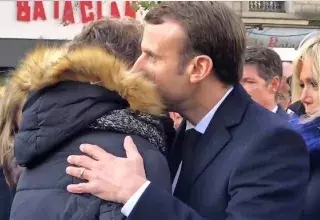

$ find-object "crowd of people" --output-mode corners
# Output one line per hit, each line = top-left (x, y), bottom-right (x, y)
(0, 1), (320, 220)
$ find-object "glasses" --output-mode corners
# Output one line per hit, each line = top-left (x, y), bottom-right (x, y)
(277, 93), (291, 101)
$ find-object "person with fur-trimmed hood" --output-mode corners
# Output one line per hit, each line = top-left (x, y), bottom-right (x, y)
(9, 18), (172, 220)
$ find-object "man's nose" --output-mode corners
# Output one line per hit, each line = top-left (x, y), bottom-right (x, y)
(131, 55), (144, 72)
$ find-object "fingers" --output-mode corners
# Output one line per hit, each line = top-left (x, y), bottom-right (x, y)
(80, 144), (115, 161)
(67, 155), (97, 170)
(124, 136), (141, 160)
(67, 182), (92, 194)
(66, 166), (94, 180)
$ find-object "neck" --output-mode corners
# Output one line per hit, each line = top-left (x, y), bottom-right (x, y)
(180, 80), (231, 126)
(264, 97), (278, 112)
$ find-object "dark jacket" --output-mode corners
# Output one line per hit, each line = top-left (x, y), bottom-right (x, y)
(275, 105), (290, 119)
(9, 46), (172, 220)
(288, 101), (306, 117)
(291, 116), (320, 220)
(128, 84), (309, 220)
(0, 168), (13, 220)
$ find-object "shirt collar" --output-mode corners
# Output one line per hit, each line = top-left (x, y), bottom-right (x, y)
(186, 86), (234, 134)
(272, 105), (278, 113)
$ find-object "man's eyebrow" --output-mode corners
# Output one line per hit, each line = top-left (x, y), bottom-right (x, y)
(242, 77), (255, 80)
(143, 48), (160, 58)
(143, 49), (154, 55)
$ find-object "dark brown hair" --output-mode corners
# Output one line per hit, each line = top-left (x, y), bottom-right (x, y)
(144, 2), (246, 85)
(69, 17), (143, 67)
(245, 46), (283, 82)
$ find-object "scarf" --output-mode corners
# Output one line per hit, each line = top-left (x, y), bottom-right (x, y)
(290, 116), (320, 152)
(89, 109), (168, 155)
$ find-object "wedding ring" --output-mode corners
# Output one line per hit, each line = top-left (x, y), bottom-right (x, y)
(80, 169), (85, 178)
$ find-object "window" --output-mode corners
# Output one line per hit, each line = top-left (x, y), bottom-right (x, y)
(249, 1), (286, 13)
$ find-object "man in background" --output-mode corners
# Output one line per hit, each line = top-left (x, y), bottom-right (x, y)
(278, 62), (293, 111)
(241, 46), (288, 118)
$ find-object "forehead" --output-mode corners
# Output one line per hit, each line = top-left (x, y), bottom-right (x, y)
(141, 21), (186, 54)
(243, 64), (261, 78)
(299, 58), (314, 79)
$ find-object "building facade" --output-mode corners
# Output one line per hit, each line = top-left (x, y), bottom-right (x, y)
(224, 1), (320, 49)
(0, 1), (134, 72)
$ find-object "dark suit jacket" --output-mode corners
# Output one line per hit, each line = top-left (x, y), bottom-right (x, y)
(276, 105), (290, 119)
(128, 84), (309, 220)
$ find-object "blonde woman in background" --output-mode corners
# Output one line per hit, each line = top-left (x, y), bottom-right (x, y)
(291, 36), (320, 220)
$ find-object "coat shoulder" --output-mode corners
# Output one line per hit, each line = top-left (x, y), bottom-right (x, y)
(70, 130), (172, 192)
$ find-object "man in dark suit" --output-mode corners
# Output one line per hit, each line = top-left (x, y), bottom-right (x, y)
(241, 46), (290, 119)
(65, 2), (309, 220)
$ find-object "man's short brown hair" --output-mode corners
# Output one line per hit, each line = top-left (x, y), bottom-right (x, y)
(69, 17), (143, 67)
(244, 46), (283, 83)
(144, 2), (246, 85)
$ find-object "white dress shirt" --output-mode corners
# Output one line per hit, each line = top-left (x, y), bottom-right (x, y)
(271, 105), (278, 113)
(287, 108), (294, 115)
(121, 87), (234, 217)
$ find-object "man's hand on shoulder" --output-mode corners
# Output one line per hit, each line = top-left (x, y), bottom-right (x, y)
(66, 136), (147, 204)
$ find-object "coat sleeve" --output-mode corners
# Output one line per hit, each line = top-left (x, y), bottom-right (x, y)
(127, 128), (309, 220)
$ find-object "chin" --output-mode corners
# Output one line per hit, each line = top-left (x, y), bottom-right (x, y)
(306, 108), (320, 116)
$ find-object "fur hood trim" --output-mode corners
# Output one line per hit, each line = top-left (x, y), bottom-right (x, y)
(10, 45), (164, 115)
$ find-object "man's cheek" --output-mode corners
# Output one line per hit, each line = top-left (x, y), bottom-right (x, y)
(243, 84), (254, 93)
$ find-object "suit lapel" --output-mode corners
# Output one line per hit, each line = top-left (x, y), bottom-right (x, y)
(189, 84), (251, 188)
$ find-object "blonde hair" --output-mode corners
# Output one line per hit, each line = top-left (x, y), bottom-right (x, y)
(0, 86), (6, 99)
(291, 36), (320, 118)
(0, 84), (26, 166)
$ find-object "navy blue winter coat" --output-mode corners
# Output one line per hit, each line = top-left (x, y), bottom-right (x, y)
(9, 46), (172, 220)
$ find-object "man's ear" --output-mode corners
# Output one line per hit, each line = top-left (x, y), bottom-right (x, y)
(268, 76), (281, 94)
(188, 55), (213, 83)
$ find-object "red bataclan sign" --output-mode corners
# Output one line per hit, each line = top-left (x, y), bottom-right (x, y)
(17, 1), (136, 24)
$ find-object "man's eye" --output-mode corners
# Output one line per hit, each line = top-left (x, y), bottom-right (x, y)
(144, 51), (154, 57)
(241, 79), (254, 84)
